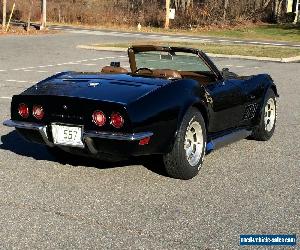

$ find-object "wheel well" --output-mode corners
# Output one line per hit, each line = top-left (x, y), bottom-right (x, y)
(270, 85), (279, 97)
(193, 103), (209, 130)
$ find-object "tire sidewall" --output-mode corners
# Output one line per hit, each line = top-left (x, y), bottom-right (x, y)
(259, 89), (277, 139)
(165, 108), (207, 179)
(180, 110), (207, 171)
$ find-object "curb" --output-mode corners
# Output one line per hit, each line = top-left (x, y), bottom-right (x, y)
(77, 45), (300, 63)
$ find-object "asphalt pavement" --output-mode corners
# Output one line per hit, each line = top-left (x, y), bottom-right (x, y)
(0, 31), (299, 249)
(50, 24), (300, 48)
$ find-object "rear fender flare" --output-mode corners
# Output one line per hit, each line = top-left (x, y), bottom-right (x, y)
(167, 97), (209, 153)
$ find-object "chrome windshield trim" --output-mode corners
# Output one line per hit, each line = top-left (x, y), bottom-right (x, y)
(83, 131), (153, 141)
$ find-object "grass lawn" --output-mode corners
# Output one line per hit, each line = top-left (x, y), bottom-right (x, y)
(196, 24), (300, 43)
(91, 41), (300, 58)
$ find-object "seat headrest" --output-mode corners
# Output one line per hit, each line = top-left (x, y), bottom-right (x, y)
(101, 66), (128, 74)
(152, 69), (182, 79)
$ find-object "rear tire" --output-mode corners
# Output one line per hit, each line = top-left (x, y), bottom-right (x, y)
(252, 89), (277, 141)
(163, 108), (207, 180)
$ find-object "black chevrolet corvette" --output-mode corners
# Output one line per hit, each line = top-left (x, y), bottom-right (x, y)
(3, 45), (278, 179)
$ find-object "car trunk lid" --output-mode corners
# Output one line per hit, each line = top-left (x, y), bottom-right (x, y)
(21, 72), (171, 105)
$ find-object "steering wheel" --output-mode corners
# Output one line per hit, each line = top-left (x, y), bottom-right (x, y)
(135, 68), (153, 75)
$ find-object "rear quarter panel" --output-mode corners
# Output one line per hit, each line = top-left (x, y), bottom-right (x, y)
(126, 79), (208, 154)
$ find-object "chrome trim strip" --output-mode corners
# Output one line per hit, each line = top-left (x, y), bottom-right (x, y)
(83, 131), (153, 141)
(3, 120), (154, 144)
(3, 120), (54, 147)
(84, 137), (98, 154)
(39, 126), (55, 147)
(3, 120), (45, 130)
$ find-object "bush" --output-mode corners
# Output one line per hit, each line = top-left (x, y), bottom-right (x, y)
(282, 12), (296, 23)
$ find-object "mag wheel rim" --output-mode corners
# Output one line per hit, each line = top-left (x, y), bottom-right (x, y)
(264, 98), (276, 132)
(184, 121), (203, 167)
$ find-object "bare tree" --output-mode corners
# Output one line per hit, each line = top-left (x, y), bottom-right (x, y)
(2, 0), (7, 30)
(165, 0), (170, 28)
(223, 0), (229, 20)
(27, 0), (34, 31)
(41, 0), (46, 29)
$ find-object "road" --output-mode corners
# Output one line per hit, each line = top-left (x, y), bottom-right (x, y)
(0, 31), (299, 249)
(50, 24), (300, 48)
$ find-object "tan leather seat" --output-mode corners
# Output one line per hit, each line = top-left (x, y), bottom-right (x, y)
(101, 66), (128, 74)
(180, 71), (213, 85)
(152, 69), (182, 79)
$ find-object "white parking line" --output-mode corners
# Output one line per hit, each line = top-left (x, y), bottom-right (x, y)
(9, 56), (126, 72)
(0, 96), (12, 99)
(6, 80), (29, 83)
(0, 70), (6, 72)
(236, 65), (245, 68)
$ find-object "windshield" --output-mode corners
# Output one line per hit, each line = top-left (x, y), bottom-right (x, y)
(135, 51), (211, 72)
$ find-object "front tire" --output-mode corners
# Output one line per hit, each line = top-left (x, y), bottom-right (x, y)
(252, 89), (277, 141)
(163, 108), (207, 180)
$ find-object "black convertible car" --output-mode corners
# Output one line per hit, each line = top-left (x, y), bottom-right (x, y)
(3, 45), (278, 179)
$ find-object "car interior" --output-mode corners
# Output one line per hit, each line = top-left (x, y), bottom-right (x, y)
(100, 49), (218, 85)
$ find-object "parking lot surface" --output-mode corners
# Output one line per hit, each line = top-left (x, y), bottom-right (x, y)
(0, 32), (299, 249)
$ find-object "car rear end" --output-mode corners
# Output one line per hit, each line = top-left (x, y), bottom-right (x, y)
(4, 94), (154, 160)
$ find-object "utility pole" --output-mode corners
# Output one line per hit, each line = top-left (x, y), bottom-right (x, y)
(165, 0), (170, 29)
(2, 0), (7, 31)
(41, 0), (46, 30)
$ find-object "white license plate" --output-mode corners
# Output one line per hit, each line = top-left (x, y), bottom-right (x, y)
(51, 124), (84, 148)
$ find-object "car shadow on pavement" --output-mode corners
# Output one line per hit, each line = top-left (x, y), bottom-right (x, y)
(0, 131), (168, 177)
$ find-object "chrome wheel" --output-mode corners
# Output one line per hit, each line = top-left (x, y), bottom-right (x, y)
(184, 120), (203, 167)
(264, 98), (276, 132)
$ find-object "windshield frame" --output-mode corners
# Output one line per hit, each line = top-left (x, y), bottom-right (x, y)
(128, 45), (223, 80)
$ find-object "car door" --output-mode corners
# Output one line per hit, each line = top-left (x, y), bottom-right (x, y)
(205, 79), (245, 133)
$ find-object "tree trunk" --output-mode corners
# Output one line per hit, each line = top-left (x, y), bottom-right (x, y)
(2, 0), (7, 30)
(165, 0), (170, 29)
(27, 0), (34, 31)
(41, 0), (47, 29)
(273, 0), (284, 22)
(223, 0), (229, 20)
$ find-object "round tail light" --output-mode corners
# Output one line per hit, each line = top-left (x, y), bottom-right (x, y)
(18, 103), (29, 118)
(110, 112), (124, 128)
(92, 110), (106, 127)
(33, 105), (44, 120)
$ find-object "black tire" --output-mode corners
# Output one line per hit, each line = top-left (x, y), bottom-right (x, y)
(163, 108), (207, 180)
(252, 89), (277, 141)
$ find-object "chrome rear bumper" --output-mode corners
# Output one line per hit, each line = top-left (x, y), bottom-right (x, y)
(3, 120), (153, 153)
